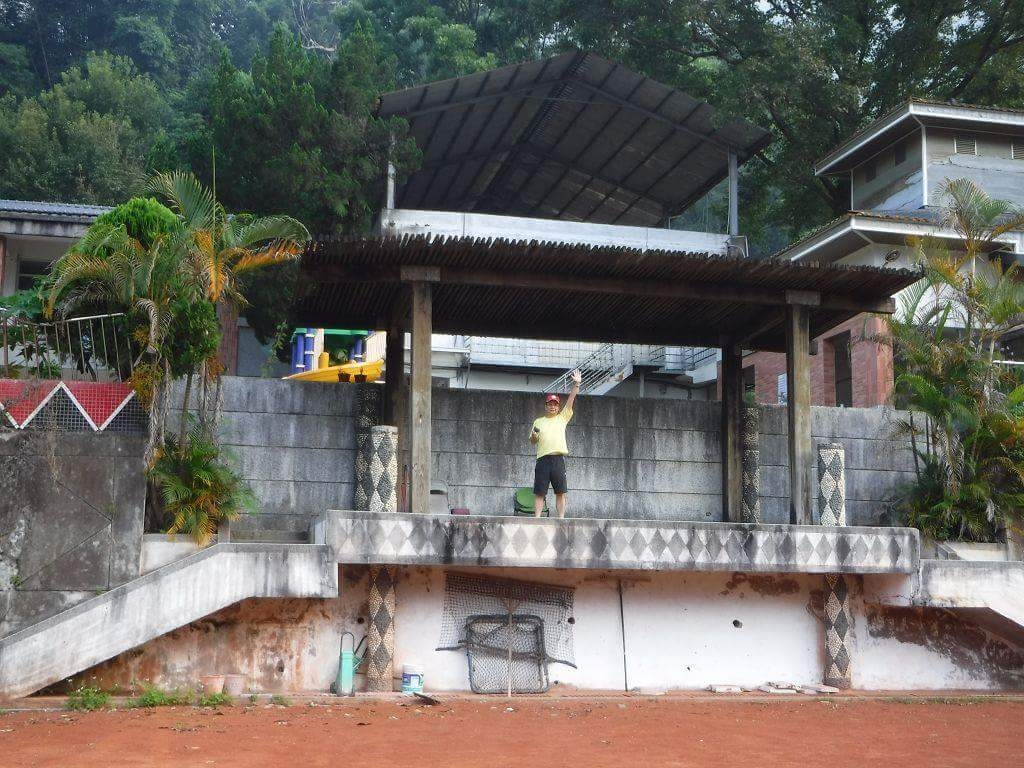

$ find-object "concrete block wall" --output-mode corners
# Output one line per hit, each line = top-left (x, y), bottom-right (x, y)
(758, 404), (916, 525)
(0, 431), (146, 637)
(206, 378), (357, 532)
(205, 377), (914, 529)
(431, 391), (723, 521)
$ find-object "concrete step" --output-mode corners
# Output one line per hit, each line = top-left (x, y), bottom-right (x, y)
(0, 543), (337, 698)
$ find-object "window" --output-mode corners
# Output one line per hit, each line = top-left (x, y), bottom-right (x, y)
(864, 160), (877, 182)
(894, 142), (907, 166)
(954, 135), (977, 155)
(832, 332), (853, 408)
(777, 373), (788, 405)
(1013, 142), (1024, 161)
(743, 366), (755, 396)
(16, 260), (49, 292)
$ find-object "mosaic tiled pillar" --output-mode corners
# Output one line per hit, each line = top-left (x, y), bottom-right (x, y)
(817, 442), (846, 526)
(819, 441), (852, 688)
(361, 403), (397, 692)
(364, 426), (398, 515)
(741, 404), (761, 524)
(365, 564), (396, 692)
(353, 385), (382, 511)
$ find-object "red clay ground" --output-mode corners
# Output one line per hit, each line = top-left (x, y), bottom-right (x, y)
(2, 694), (1023, 768)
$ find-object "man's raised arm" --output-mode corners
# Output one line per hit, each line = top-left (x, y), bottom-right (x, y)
(565, 369), (582, 412)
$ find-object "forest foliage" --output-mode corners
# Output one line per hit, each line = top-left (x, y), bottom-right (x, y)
(1, 2), (1022, 279)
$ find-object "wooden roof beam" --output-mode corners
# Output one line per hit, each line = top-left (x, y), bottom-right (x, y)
(311, 264), (897, 315)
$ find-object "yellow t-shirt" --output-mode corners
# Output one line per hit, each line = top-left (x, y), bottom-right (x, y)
(532, 408), (573, 458)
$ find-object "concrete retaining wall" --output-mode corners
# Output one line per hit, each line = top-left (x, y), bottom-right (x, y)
(67, 564), (1024, 693)
(206, 378), (915, 529)
(0, 431), (146, 638)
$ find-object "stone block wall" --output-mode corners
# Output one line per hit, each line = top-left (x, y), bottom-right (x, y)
(758, 405), (916, 525)
(0, 431), (146, 637)
(431, 391), (724, 521)
(207, 378), (358, 532)
(206, 377), (914, 529)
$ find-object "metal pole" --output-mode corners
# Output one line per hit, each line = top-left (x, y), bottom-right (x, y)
(77, 319), (86, 381)
(99, 316), (109, 380)
(66, 323), (75, 379)
(52, 323), (61, 376)
(2, 313), (8, 375)
(727, 150), (739, 237)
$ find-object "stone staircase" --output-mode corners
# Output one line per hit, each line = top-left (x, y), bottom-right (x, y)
(0, 543), (337, 698)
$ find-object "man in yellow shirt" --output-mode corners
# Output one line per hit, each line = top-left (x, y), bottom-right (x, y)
(529, 369), (582, 518)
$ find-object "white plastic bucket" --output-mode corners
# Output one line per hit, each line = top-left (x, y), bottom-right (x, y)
(223, 674), (246, 696)
(401, 664), (424, 694)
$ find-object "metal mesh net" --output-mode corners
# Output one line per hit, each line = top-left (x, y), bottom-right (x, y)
(437, 572), (576, 694)
(465, 615), (548, 694)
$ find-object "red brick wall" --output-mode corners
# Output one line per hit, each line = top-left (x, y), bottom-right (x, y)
(739, 314), (893, 407)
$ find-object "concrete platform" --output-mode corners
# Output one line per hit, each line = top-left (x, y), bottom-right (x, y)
(321, 510), (920, 574)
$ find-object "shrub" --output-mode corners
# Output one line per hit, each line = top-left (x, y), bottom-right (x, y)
(149, 424), (256, 545)
(66, 686), (110, 711)
(91, 198), (179, 250)
(130, 684), (192, 708)
(198, 693), (234, 708)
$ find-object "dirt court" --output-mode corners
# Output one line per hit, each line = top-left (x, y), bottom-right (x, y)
(2, 694), (1023, 768)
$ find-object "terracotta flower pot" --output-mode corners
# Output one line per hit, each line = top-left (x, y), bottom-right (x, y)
(199, 675), (225, 695)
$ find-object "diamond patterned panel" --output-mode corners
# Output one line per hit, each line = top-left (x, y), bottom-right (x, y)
(328, 511), (920, 574)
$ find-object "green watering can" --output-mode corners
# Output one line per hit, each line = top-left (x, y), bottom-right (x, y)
(330, 632), (366, 696)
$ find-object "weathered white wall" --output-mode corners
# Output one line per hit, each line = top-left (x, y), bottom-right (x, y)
(72, 565), (1023, 693)
(851, 135), (923, 211)
(926, 127), (1024, 207)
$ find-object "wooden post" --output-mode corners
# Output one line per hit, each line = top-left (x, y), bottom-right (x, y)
(383, 315), (409, 513)
(410, 282), (432, 514)
(721, 340), (743, 523)
(786, 303), (812, 525)
(383, 325), (405, 425)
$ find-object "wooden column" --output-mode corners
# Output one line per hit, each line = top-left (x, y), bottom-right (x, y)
(383, 316), (409, 512)
(786, 303), (813, 524)
(383, 323), (406, 425)
(720, 340), (743, 523)
(409, 281), (432, 514)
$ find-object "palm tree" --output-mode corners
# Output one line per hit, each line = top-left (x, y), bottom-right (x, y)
(145, 172), (310, 434)
(48, 218), (193, 460)
(888, 179), (1024, 542)
(146, 171), (309, 312)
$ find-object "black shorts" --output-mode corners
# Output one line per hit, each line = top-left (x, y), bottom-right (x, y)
(533, 454), (568, 496)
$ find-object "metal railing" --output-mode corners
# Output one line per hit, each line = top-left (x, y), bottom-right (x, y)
(638, 345), (718, 372)
(467, 337), (602, 368)
(545, 342), (633, 395)
(1, 310), (133, 382)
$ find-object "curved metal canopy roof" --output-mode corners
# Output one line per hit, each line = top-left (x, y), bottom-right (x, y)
(378, 51), (771, 227)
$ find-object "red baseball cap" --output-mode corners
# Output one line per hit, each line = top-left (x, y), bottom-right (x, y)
(545, 394), (561, 404)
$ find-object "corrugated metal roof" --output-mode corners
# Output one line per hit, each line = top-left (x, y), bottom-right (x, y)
(0, 199), (111, 220)
(379, 51), (771, 227)
(293, 235), (918, 351)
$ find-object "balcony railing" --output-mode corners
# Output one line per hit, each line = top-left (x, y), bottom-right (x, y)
(1, 310), (133, 382)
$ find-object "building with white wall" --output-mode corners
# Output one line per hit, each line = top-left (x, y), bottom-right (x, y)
(744, 101), (1024, 408)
